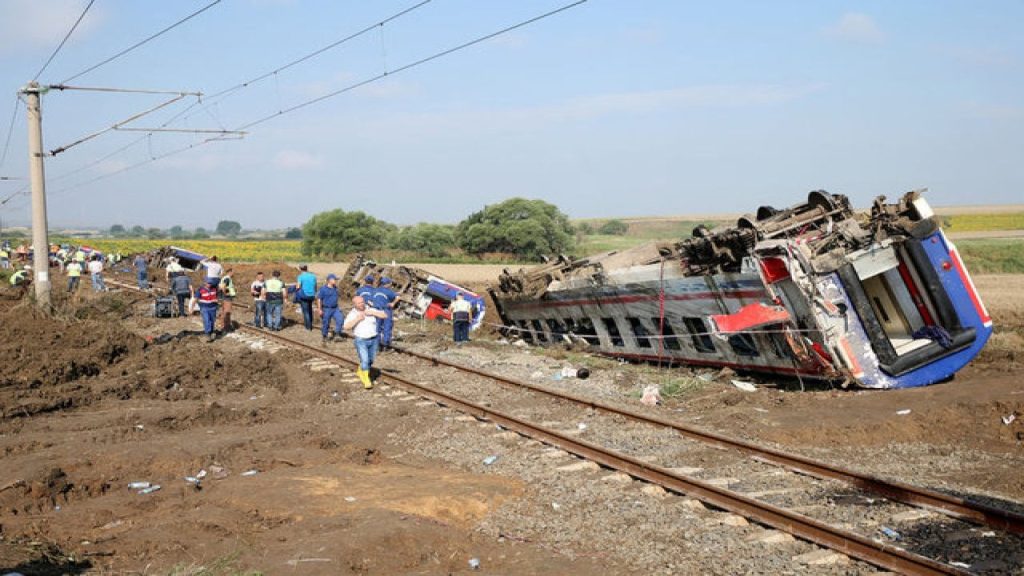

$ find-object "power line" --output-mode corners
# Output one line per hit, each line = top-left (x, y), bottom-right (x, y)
(38, 0), (591, 202)
(237, 0), (589, 132)
(33, 0), (96, 81)
(0, 95), (21, 170)
(61, 0), (222, 84)
(38, 0), (434, 190)
(177, 0), (433, 125)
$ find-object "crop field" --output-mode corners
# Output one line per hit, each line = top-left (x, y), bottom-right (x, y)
(56, 238), (303, 263)
(943, 212), (1024, 232)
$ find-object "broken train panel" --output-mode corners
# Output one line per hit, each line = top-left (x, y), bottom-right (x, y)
(341, 255), (486, 329)
(488, 190), (991, 388)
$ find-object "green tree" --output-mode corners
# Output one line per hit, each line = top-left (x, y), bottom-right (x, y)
(193, 227), (210, 239)
(216, 220), (242, 237)
(455, 198), (574, 260)
(130, 225), (145, 237)
(390, 223), (456, 257)
(109, 224), (126, 237)
(169, 225), (185, 238)
(598, 219), (629, 235)
(284, 227), (302, 239)
(146, 227), (165, 239)
(301, 209), (393, 258)
(575, 222), (593, 235)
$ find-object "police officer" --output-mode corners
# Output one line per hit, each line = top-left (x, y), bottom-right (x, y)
(372, 277), (397, 349)
(196, 278), (220, 342)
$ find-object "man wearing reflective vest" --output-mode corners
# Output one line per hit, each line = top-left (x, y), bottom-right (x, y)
(264, 270), (286, 331)
(66, 260), (83, 292)
(195, 278), (220, 342)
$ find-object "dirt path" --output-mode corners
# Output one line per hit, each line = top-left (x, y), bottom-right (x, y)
(0, 271), (1021, 574)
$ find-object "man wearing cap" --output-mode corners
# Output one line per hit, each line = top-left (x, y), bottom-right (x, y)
(195, 277), (220, 342)
(295, 264), (318, 331)
(316, 273), (344, 344)
(355, 273), (376, 303)
(372, 276), (398, 349)
(343, 294), (388, 389)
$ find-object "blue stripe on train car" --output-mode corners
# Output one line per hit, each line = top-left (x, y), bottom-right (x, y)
(891, 231), (993, 388)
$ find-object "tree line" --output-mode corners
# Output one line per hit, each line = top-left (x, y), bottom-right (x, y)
(104, 221), (303, 240)
(301, 197), (587, 261)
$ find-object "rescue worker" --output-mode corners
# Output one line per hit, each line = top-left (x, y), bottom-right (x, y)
(165, 257), (184, 280)
(447, 292), (474, 344)
(0, 245), (9, 270)
(355, 274), (376, 302)
(9, 265), (31, 290)
(200, 256), (223, 286)
(250, 271), (267, 328)
(170, 272), (193, 317)
(87, 255), (106, 291)
(264, 270), (286, 331)
(73, 247), (86, 267)
(133, 253), (149, 289)
(372, 276), (398, 349)
(343, 295), (388, 389)
(196, 277), (220, 342)
(316, 273), (344, 344)
(295, 265), (317, 331)
(66, 259), (83, 292)
(219, 268), (236, 332)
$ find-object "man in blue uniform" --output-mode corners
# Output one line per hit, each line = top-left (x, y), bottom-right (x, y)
(355, 274), (376, 303)
(373, 276), (398, 349)
(316, 273), (344, 344)
(295, 265), (317, 330)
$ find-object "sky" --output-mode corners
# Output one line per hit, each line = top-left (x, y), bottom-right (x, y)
(0, 0), (1021, 230)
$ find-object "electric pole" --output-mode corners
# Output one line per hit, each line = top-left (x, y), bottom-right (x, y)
(21, 81), (51, 309)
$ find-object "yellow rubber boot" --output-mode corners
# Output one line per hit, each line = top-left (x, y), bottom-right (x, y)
(357, 369), (372, 389)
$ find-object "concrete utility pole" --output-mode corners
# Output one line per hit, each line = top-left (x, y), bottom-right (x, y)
(21, 81), (51, 309)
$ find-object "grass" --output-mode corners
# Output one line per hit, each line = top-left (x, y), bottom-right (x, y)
(166, 552), (263, 576)
(956, 239), (1024, 274)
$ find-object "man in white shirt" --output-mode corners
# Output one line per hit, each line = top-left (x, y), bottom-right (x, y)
(343, 295), (388, 389)
(87, 256), (107, 291)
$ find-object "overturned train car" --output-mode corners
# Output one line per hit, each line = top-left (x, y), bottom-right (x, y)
(488, 191), (991, 388)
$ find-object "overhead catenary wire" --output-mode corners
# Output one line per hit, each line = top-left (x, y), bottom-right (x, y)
(0, 96), (21, 171)
(36, 0), (434, 196)
(236, 0), (589, 132)
(60, 0), (222, 84)
(176, 0), (434, 125)
(32, 0), (96, 81)
(40, 0), (591, 201)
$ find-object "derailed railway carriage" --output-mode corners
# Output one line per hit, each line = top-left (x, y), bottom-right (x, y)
(488, 190), (992, 389)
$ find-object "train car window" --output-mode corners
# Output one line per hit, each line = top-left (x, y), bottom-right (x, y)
(601, 317), (625, 347)
(546, 319), (567, 341)
(531, 319), (548, 343)
(517, 320), (534, 343)
(651, 317), (681, 350)
(571, 317), (601, 346)
(727, 333), (760, 357)
(682, 317), (716, 353)
(627, 317), (653, 348)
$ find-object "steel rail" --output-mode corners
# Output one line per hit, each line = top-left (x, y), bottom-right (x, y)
(112, 276), (1024, 536)
(388, 343), (1024, 536)
(230, 322), (969, 576)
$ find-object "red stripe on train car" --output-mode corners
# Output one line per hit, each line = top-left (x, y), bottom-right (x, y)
(949, 247), (992, 326)
(508, 289), (767, 311)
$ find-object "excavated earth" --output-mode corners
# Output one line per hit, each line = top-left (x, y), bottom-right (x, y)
(0, 265), (1021, 575)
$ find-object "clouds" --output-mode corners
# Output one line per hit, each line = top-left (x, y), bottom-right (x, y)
(273, 149), (322, 170)
(0, 0), (103, 57)
(823, 12), (884, 44)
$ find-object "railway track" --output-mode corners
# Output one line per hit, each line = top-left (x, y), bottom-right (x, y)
(109, 277), (1024, 574)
